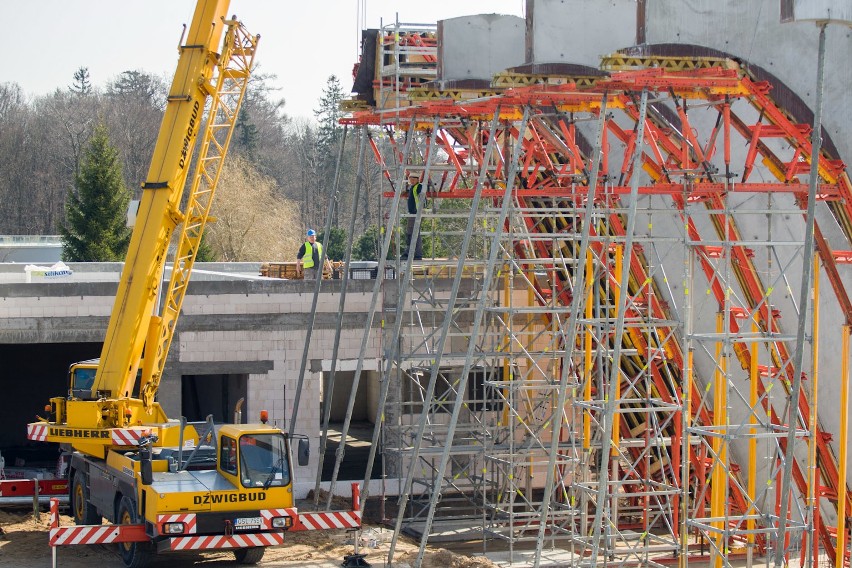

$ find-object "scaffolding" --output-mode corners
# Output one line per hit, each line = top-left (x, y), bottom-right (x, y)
(323, 34), (852, 568)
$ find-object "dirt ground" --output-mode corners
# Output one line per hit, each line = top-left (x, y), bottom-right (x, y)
(0, 509), (498, 568)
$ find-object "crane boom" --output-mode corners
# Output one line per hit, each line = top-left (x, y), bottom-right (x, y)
(97, 0), (231, 401)
(30, 0), (259, 458)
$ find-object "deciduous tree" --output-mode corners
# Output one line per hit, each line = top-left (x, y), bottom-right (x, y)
(205, 155), (302, 261)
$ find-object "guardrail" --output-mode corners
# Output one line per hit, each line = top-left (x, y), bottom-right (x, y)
(0, 478), (68, 514)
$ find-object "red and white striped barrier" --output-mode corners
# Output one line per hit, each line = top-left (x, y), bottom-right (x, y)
(168, 532), (285, 551)
(48, 497), (148, 547)
(48, 496), (147, 568)
(291, 482), (362, 532)
(293, 509), (362, 531)
(50, 497), (59, 528)
(50, 523), (148, 546)
(27, 423), (48, 442)
(157, 513), (197, 534)
(260, 507), (297, 529)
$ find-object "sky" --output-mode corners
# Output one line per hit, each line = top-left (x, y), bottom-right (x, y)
(7, 0), (526, 121)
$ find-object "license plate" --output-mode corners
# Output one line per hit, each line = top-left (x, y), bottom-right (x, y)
(234, 517), (262, 530)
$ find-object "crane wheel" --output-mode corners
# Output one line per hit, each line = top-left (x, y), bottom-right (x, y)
(70, 472), (101, 525)
(117, 495), (153, 568)
(234, 546), (265, 564)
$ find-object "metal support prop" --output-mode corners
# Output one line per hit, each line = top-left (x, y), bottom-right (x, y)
(805, 255), (820, 568)
(317, 129), (368, 506)
(838, 325), (851, 567)
(357, 120), (419, 508)
(748, 318), (758, 568)
(291, 124), (349, 432)
(773, 23), (826, 567)
(680, 250), (695, 568)
(388, 109), (502, 566)
(534, 92), (610, 567)
(587, 87), (648, 562)
(414, 107), (531, 567)
(711, 312), (726, 568)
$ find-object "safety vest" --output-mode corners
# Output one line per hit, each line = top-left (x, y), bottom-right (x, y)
(302, 241), (322, 269)
(407, 182), (423, 214)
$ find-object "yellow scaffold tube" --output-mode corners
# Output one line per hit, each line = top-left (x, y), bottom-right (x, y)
(748, 318), (758, 549)
(807, 256), (819, 566)
(584, 250), (593, 450)
(612, 245), (623, 457)
(837, 325), (850, 568)
(712, 312), (726, 568)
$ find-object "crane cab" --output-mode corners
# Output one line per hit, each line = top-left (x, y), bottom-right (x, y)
(68, 359), (102, 400)
(217, 425), (294, 490)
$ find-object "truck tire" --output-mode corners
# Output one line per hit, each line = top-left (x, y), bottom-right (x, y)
(234, 546), (265, 564)
(70, 472), (101, 525)
(117, 495), (153, 568)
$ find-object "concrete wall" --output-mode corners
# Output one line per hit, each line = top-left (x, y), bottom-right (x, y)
(437, 14), (526, 81)
(525, 0), (638, 66)
(785, 0), (852, 23)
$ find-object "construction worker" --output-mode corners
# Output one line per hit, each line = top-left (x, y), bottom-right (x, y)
(404, 172), (424, 260)
(297, 229), (323, 280)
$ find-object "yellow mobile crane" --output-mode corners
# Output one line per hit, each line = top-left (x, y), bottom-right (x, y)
(26, 2), (314, 567)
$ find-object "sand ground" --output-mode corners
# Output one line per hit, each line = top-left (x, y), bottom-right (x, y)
(0, 509), (499, 568)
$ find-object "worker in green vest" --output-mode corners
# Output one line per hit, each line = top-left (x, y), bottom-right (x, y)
(297, 229), (323, 279)
(404, 172), (424, 260)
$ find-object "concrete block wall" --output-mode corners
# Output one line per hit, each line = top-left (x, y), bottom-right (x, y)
(0, 264), (386, 498)
(170, 285), (382, 497)
(0, 293), (112, 319)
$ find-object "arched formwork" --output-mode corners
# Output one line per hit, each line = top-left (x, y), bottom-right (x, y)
(343, 48), (852, 567)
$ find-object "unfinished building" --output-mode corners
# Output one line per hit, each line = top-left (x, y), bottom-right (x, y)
(4, 1), (852, 567)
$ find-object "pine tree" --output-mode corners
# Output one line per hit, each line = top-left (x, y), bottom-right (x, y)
(70, 67), (92, 95)
(312, 76), (348, 228)
(317, 227), (347, 261)
(107, 70), (161, 106)
(313, 75), (346, 155)
(235, 106), (259, 159)
(195, 232), (217, 262)
(353, 224), (384, 261)
(61, 122), (131, 261)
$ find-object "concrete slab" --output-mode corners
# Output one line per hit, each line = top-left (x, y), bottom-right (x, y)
(438, 14), (526, 81)
(526, 0), (638, 66)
